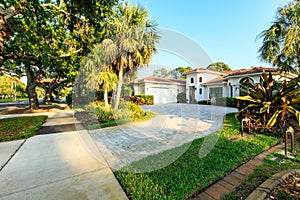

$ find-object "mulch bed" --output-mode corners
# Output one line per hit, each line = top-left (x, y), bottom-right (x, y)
(268, 172), (300, 200)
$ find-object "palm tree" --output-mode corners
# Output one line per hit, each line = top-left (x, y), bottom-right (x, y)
(83, 45), (118, 108)
(104, 3), (159, 109)
(96, 71), (117, 108)
(259, 0), (300, 73)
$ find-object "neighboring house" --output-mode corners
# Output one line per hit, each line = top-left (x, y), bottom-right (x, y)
(184, 67), (294, 103)
(132, 76), (186, 104)
(133, 67), (295, 104)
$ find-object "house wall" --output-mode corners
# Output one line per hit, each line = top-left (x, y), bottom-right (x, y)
(186, 72), (221, 102)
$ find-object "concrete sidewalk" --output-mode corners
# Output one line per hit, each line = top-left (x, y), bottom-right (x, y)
(0, 112), (128, 200)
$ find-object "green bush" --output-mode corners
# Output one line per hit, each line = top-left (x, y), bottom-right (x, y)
(85, 101), (150, 124)
(215, 97), (240, 108)
(198, 97), (241, 108)
(198, 100), (210, 105)
(131, 95), (154, 105)
(176, 92), (186, 103)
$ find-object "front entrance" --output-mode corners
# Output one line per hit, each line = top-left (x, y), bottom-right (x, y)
(189, 86), (196, 103)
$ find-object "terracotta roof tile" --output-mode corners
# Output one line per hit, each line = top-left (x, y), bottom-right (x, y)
(202, 67), (279, 84)
(224, 67), (279, 77)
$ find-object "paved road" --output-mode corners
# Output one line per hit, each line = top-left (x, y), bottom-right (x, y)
(87, 104), (238, 172)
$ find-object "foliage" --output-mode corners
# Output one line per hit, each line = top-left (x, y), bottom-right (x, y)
(114, 113), (279, 199)
(1, 0), (118, 108)
(198, 97), (242, 108)
(103, 3), (159, 109)
(223, 137), (300, 199)
(258, 0), (300, 73)
(236, 71), (300, 135)
(170, 66), (193, 79)
(130, 95), (154, 105)
(153, 67), (171, 78)
(121, 84), (133, 100)
(0, 97), (28, 103)
(214, 97), (241, 108)
(0, 116), (47, 142)
(66, 92), (73, 106)
(207, 62), (231, 72)
(176, 92), (186, 103)
(152, 66), (193, 79)
(0, 75), (26, 97)
(84, 101), (152, 127)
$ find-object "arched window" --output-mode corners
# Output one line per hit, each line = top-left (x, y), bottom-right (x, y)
(199, 88), (202, 95)
(191, 77), (194, 83)
(239, 77), (254, 96)
(199, 77), (202, 83)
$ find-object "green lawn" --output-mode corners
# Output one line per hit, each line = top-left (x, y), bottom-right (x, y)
(114, 113), (279, 200)
(222, 138), (300, 199)
(0, 116), (47, 142)
(0, 98), (28, 103)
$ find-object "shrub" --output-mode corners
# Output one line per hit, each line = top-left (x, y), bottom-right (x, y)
(130, 95), (154, 105)
(176, 92), (186, 103)
(85, 101), (150, 124)
(236, 71), (300, 135)
(198, 100), (210, 105)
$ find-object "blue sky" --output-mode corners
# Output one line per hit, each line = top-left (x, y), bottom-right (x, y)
(129, 0), (290, 74)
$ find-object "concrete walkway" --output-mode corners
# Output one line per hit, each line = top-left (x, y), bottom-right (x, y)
(0, 111), (128, 200)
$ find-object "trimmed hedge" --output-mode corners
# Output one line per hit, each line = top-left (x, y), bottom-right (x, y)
(198, 97), (241, 108)
(130, 95), (154, 105)
(176, 92), (186, 103)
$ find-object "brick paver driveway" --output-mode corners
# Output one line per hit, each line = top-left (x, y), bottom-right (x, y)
(87, 104), (237, 171)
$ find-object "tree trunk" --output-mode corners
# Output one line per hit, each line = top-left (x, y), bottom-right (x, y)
(113, 67), (123, 109)
(104, 89), (109, 109)
(44, 87), (52, 104)
(26, 83), (39, 109)
(26, 67), (39, 109)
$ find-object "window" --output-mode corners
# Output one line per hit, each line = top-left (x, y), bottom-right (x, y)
(191, 77), (194, 83)
(199, 88), (202, 95)
(199, 77), (202, 83)
(209, 87), (223, 98)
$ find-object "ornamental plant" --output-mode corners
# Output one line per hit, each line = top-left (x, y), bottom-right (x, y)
(236, 70), (300, 135)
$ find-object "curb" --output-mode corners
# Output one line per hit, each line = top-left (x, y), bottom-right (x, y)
(194, 142), (284, 200)
(246, 169), (300, 200)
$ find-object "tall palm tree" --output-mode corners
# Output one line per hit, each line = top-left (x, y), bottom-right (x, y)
(259, 0), (300, 73)
(83, 45), (118, 108)
(104, 3), (159, 109)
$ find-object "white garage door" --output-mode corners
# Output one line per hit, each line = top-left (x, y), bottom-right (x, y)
(150, 87), (177, 104)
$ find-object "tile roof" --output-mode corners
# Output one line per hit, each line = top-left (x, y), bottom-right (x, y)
(136, 76), (186, 84)
(202, 67), (280, 84)
(224, 67), (279, 77)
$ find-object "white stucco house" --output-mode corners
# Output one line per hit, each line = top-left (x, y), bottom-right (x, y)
(132, 76), (186, 104)
(133, 67), (294, 104)
(184, 67), (293, 103)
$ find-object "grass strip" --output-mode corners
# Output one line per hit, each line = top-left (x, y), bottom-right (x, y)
(114, 113), (279, 200)
(222, 137), (300, 199)
(0, 116), (47, 142)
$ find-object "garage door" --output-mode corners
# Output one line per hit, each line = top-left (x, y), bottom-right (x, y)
(150, 87), (177, 104)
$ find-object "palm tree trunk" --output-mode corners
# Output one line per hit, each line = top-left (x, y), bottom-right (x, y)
(113, 67), (123, 109)
(104, 89), (109, 109)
